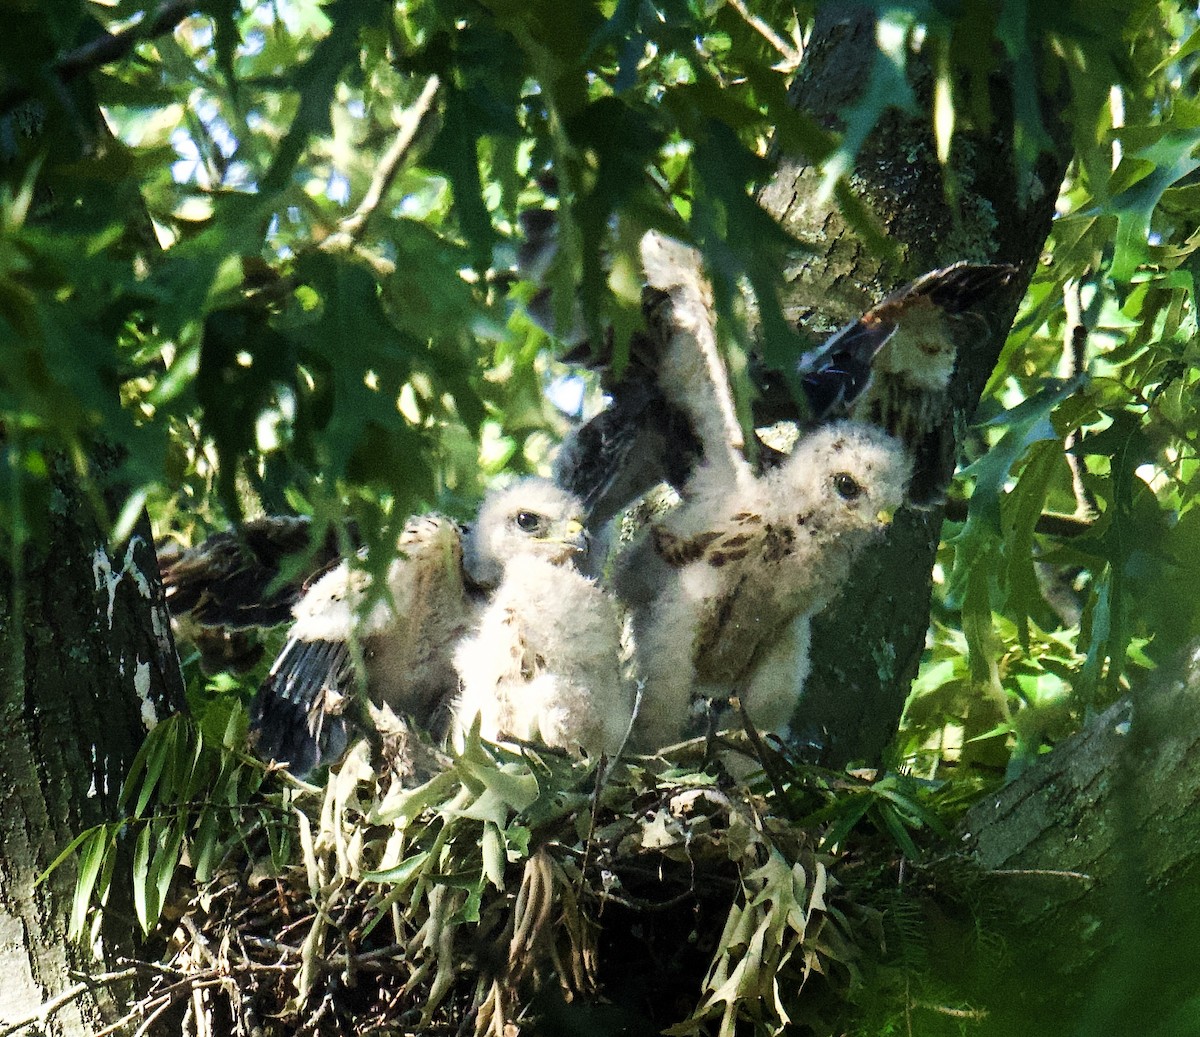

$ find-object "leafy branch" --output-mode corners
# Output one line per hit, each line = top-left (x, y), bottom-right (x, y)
(0, 1), (198, 114)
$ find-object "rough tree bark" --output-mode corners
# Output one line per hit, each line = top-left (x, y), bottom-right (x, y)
(768, 16), (1200, 1032)
(0, 466), (183, 1035)
(762, 6), (1070, 766)
(0, 17), (188, 1029)
(953, 648), (1200, 1033)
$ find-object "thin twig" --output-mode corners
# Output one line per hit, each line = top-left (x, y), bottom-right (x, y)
(986, 867), (1094, 883)
(131, 994), (179, 1037)
(320, 75), (441, 251)
(735, 695), (790, 806)
(728, 0), (802, 67)
(911, 1001), (989, 1021)
(941, 497), (1092, 537)
(1062, 278), (1097, 519)
(579, 681), (644, 893)
(0, 967), (141, 1037)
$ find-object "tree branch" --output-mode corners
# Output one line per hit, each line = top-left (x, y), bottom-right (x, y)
(0, 967), (141, 1037)
(0, 1), (197, 115)
(319, 75), (442, 257)
(941, 497), (1094, 538)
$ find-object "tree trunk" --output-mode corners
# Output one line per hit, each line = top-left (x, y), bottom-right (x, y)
(955, 651), (1200, 1034)
(761, 6), (1069, 765)
(0, 465), (182, 1035)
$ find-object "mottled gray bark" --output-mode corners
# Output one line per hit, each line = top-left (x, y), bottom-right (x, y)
(953, 649), (1200, 1033)
(0, 467), (182, 1035)
(764, 6), (1069, 765)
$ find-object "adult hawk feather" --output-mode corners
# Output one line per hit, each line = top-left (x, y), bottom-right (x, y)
(614, 421), (912, 750)
(786, 261), (1017, 503)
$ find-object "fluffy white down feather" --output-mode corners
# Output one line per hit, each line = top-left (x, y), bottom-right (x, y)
(453, 559), (630, 756)
(616, 421), (910, 750)
(284, 514), (468, 722)
(253, 477), (617, 772)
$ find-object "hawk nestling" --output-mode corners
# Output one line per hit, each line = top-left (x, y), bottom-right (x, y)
(614, 421), (912, 750)
(249, 511), (469, 774)
(247, 479), (601, 774)
(452, 481), (630, 756)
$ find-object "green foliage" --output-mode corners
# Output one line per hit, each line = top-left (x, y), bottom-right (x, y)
(57, 719), (903, 1035)
(40, 708), (284, 941)
(898, 1), (1200, 776)
(8, 0), (1200, 1030)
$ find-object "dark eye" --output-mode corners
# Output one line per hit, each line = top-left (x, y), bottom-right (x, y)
(515, 511), (541, 532)
(833, 473), (862, 501)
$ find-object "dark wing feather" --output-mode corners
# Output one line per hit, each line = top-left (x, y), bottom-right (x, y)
(650, 512), (763, 570)
(250, 636), (355, 775)
(692, 574), (789, 689)
(898, 261), (1017, 315)
(793, 262), (1018, 423)
(555, 377), (701, 531)
(161, 516), (354, 629)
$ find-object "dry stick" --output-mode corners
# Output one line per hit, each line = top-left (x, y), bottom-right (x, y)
(579, 680), (644, 895)
(727, 0), (802, 66)
(319, 74), (442, 264)
(1062, 277), (1098, 519)
(0, 967), (139, 1037)
(941, 497), (1092, 538)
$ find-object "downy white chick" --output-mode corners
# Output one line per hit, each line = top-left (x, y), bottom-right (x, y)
(252, 479), (614, 774)
(452, 483), (630, 757)
(614, 421), (912, 750)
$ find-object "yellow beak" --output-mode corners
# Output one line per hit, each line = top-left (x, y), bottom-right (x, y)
(547, 518), (589, 555)
(876, 508), (894, 526)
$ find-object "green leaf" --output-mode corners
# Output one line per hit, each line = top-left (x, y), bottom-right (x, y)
(1109, 129), (1200, 281)
(425, 81), (498, 271)
(262, 0), (388, 193)
(363, 850), (431, 886)
(455, 753), (540, 814)
(132, 718), (177, 818)
(372, 767), (462, 825)
(192, 806), (220, 884)
(68, 826), (113, 941)
(132, 822), (153, 932)
(947, 376), (1085, 606)
(148, 818), (185, 930)
(481, 822), (506, 889)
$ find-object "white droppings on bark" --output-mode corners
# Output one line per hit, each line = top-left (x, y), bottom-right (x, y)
(134, 659), (158, 731)
(92, 548), (119, 627)
(91, 536), (150, 628)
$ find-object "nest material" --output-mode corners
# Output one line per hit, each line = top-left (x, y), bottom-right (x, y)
(105, 731), (861, 1037)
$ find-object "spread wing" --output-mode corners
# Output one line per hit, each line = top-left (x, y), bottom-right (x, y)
(249, 514), (469, 775)
(161, 516), (347, 629)
(251, 635), (355, 776)
(553, 373), (700, 534)
(523, 213), (739, 529)
(794, 262), (1017, 423)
